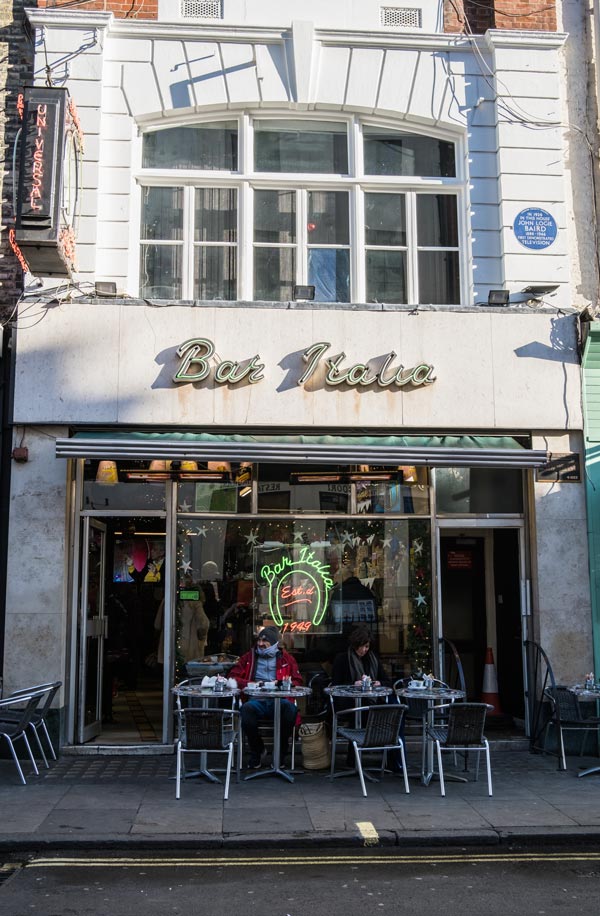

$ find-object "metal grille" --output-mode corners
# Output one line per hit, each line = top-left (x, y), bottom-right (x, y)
(180, 0), (222, 19)
(380, 6), (422, 28)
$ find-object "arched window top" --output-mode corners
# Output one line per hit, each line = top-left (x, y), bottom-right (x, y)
(141, 116), (457, 179)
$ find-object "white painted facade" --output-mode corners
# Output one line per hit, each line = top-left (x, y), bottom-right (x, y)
(3, 7), (593, 742)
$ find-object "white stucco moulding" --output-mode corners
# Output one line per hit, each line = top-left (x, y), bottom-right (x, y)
(26, 10), (567, 53)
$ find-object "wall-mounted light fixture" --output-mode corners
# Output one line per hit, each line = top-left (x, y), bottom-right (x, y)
(522, 284), (559, 299)
(293, 285), (316, 301)
(487, 289), (510, 306)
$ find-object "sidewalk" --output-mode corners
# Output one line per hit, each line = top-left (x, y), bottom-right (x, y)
(2, 744), (600, 851)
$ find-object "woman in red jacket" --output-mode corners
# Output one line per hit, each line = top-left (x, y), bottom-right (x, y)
(230, 626), (303, 769)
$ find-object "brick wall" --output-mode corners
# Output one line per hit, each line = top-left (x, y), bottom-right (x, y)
(444, 0), (557, 33)
(36, 0), (159, 18)
(0, 0), (33, 320)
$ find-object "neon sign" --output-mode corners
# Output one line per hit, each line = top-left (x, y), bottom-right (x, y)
(260, 547), (334, 628)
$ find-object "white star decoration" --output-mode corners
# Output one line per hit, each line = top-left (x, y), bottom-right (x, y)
(293, 531), (305, 543)
(413, 538), (424, 556)
(245, 529), (260, 547)
(414, 592), (427, 607)
(340, 531), (353, 545)
(382, 538), (392, 549)
(180, 559), (193, 574)
(195, 526), (207, 537)
(178, 499), (192, 512)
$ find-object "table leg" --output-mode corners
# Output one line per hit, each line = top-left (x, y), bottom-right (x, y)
(245, 698), (294, 783)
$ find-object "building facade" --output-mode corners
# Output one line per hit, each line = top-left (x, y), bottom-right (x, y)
(2, 0), (593, 748)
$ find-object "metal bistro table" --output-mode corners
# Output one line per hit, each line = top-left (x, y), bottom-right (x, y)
(172, 684), (240, 784)
(570, 685), (600, 778)
(326, 684), (393, 780)
(396, 685), (466, 786)
(243, 685), (312, 784)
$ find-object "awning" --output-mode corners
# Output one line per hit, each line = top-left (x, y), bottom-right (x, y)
(55, 432), (548, 469)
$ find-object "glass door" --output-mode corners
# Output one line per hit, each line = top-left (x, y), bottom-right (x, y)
(78, 519), (107, 742)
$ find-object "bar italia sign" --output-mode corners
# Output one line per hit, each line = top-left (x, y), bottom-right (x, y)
(173, 338), (435, 390)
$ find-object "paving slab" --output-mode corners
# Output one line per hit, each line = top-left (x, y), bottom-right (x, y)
(2, 749), (600, 850)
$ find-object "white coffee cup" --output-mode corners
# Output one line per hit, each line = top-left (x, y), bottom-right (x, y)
(409, 679), (426, 689)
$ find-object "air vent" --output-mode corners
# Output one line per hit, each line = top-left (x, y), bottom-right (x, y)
(380, 6), (422, 28)
(180, 0), (222, 19)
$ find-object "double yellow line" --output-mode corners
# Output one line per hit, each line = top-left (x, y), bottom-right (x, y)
(25, 851), (600, 869)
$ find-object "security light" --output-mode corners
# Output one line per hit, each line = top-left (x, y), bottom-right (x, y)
(487, 290), (510, 306)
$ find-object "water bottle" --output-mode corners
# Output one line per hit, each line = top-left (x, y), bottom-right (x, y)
(362, 676), (372, 692)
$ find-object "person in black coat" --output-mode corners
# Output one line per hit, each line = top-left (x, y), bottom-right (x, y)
(331, 626), (403, 772)
(331, 626), (387, 687)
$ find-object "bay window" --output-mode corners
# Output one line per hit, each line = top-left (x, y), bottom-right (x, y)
(138, 118), (463, 304)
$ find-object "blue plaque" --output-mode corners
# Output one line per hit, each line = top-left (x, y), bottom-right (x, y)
(513, 208), (557, 250)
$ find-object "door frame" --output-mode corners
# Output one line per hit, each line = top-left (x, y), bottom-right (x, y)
(68, 500), (172, 745)
(77, 518), (107, 743)
(435, 517), (531, 730)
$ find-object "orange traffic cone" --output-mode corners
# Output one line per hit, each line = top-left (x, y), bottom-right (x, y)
(481, 646), (503, 716)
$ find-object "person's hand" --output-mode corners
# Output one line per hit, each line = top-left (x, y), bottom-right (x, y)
(354, 679), (363, 686)
(373, 680), (381, 687)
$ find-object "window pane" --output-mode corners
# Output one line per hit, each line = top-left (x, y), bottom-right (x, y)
(140, 187), (183, 240)
(365, 193), (406, 246)
(364, 127), (455, 177)
(257, 464), (350, 515)
(436, 468), (523, 514)
(308, 191), (349, 244)
(418, 251), (460, 304)
(142, 122), (238, 170)
(255, 120), (348, 173)
(194, 247), (237, 300)
(308, 249), (350, 302)
(254, 247), (295, 301)
(139, 244), (182, 299)
(366, 250), (406, 303)
(254, 190), (296, 243)
(417, 195), (458, 246)
(195, 188), (237, 242)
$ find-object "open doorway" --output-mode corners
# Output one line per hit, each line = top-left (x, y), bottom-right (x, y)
(439, 528), (524, 722)
(77, 516), (166, 744)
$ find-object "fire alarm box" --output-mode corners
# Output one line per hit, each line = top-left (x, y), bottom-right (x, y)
(14, 86), (81, 278)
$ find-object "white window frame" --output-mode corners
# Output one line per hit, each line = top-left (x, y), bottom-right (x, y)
(134, 112), (467, 305)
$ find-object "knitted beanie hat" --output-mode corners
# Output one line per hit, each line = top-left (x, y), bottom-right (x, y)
(257, 626), (281, 646)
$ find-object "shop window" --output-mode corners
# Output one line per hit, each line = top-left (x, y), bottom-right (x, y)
(83, 460), (167, 511)
(175, 515), (432, 679)
(138, 116), (463, 304)
(435, 468), (524, 514)
(257, 465), (351, 514)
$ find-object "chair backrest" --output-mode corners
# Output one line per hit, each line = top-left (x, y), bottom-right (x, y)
(362, 704), (405, 748)
(32, 681), (62, 717)
(441, 638), (467, 696)
(393, 679), (429, 721)
(545, 686), (581, 722)
(0, 691), (46, 734)
(443, 703), (488, 747)
(306, 671), (332, 718)
(180, 708), (232, 749)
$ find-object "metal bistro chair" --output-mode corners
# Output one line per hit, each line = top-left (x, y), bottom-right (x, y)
(175, 707), (241, 800)
(543, 686), (600, 771)
(0, 691), (48, 785)
(336, 704), (410, 797)
(2, 681), (62, 768)
(426, 702), (493, 797)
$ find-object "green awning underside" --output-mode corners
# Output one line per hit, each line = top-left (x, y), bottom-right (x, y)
(55, 432), (547, 469)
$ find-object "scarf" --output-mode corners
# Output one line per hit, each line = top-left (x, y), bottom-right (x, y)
(254, 642), (279, 682)
(347, 647), (378, 683)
